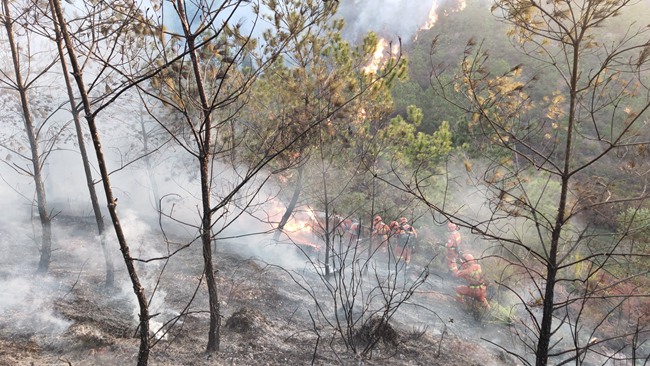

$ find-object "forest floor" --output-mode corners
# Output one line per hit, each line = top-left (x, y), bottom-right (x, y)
(0, 216), (528, 366)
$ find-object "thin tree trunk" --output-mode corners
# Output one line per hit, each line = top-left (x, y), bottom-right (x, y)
(50, 1), (150, 364)
(50, 5), (114, 288)
(200, 155), (220, 353)
(175, 0), (221, 352)
(273, 165), (304, 242)
(139, 108), (161, 213)
(368, 172), (376, 272)
(535, 35), (580, 366)
(2, 0), (53, 275)
(322, 165), (331, 277)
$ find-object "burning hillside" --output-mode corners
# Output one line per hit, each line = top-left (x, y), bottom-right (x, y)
(338, 0), (468, 44)
(355, 0), (470, 73)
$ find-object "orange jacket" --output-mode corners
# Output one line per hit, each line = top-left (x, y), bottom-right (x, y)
(395, 223), (417, 247)
(456, 262), (483, 286)
(447, 230), (461, 249)
(373, 221), (390, 237)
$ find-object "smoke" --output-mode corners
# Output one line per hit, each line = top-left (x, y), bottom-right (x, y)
(336, 0), (438, 43)
(0, 277), (73, 341)
(118, 266), (175, 342)
(437, 157), (650, 365)
(214, 181), (321, 271)
(158, 0), (455, 52)
(337, 0), (432, 39)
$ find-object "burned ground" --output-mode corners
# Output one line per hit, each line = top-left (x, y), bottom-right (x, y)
(0, 219), (524, 366)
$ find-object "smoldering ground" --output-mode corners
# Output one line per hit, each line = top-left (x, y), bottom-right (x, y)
(0, 143), (519, 365)
(2, 128), (644, 366)
(0, 277), (72, 340)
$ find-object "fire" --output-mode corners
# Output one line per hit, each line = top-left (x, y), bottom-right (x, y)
(282, 208), (315, 234)
(362, 38), (388, 75)
(357, 107), (367, 123)
(415, 0), (467, 41)
(362, 38), (400, 75)
(268, 200), (321, 251)
(441, 0), (466, 16)
(419, 2), (439, 31)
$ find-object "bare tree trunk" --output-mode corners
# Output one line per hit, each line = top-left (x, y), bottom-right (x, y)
(49, 4), (114, 288)
(139, 109), (161, 213)
(2, 0), (53, 275)
(273, 165), (304, 242)
(368, 173), (376, 271)
(49, 0), (150, 364)
(175, 0), (221, 352)
(535, 37), (579, 366)
(322, 166), (331, 276)
(200, 154), (220, 352)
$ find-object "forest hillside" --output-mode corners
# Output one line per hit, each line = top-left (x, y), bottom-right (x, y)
(0, 0), (648, 365)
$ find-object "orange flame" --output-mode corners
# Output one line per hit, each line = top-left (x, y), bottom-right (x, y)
(362, 38), (400, 75)
(283, 209), (315, 234)
(268, 200), (321, 250)
(419, 2), (439, 31)
(441, 0), (466, 16)
(415, 0), (467, 41)
(362, 38), (388, 75)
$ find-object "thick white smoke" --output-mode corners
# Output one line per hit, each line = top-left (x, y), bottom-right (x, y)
(336, 0), (438, 43)
(161, 1), (450, 49)
(0, 277), (73, 340)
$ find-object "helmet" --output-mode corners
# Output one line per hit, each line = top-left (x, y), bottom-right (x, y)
(390, 221), (399, 229)
(463, 253), (475, 263)
(447, 222), (457, 231)
(374, 215), (382, 223)
(400, 217), (408, 224)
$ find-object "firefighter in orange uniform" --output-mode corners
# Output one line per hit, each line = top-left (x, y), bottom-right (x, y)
(331, 214), (356, 243)
(330, 214), (345, 237)
(394, 217), (417, 267)
(455, 253), (490, 310)
(387, 220), (399, 255)
(389, 220), (399, 235)
(371, 215), (390, 255)
(347, 220), (361, 244)
(445, 222), (462, 274)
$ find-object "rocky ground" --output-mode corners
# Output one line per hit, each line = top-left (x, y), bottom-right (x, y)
(0, 217), (525, 366)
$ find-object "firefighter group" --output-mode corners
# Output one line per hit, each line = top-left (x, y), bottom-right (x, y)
(444, 221), (491, 311)
(370, 216), (491, 312)
(327, 214), (491, 313)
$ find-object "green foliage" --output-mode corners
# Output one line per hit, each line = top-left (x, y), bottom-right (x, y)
(241, 12), (411, 222)
(618, 207), (650, 241)
(391, 0), (516, 148)
(379, 105), (453, 171)
(246, 23), (394, 168)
